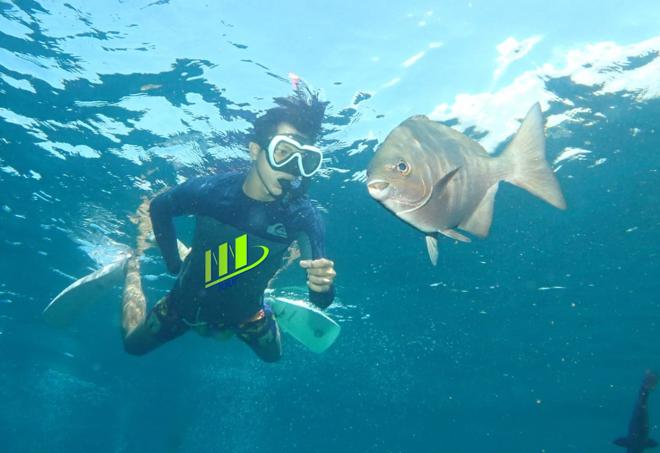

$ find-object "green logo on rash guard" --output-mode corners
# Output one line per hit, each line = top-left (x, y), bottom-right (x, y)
(204, 234), (269, 288)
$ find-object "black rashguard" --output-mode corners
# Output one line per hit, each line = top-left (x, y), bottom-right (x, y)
(149, 171), (334, 325)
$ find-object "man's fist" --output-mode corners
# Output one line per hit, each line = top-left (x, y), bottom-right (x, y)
(299, 258), (336, 293)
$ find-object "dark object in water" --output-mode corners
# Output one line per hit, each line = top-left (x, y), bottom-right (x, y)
(614, 370), (659, 453)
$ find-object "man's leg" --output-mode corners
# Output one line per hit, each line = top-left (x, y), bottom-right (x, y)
(121, 255), (159, 355)
(122, 288), (188, 355)
(235, 306), (282, 363)
(122, 198), (186, 355)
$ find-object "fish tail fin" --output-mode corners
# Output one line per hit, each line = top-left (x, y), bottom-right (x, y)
(501, 103), (567, 210)
(613, 437), (629, 448)
(643, 369), (658, 392)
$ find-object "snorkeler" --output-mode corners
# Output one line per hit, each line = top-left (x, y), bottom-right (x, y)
(120, 84), (336, 362)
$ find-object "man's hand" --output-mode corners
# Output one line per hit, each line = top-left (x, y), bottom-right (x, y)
(300, 258), (336, 293)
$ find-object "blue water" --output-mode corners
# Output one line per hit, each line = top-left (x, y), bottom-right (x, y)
(1, 1), (659, 452)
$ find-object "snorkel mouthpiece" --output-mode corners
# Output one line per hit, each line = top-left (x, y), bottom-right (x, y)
(289, 176), (303, 190)
(278, 176), (309, 201)
(280, 176), (303, 192)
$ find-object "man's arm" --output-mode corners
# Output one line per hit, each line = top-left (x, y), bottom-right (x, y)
(149, 176), (213, 274)
(297, 206), (336, 309)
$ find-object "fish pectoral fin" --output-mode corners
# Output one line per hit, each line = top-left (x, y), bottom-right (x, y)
(432, 167), (461, 198)
(613, 437), (630, 447)
(440, 229), (471, 243)
(425, 234), (439, 266)
(646, 439), (659, 448)
(460, 183), (499, 238)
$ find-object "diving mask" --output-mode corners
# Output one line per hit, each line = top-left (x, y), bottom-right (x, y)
(266, 134), (323, 178)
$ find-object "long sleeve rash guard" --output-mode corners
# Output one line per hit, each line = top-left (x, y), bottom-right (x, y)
(149, 172), (334, 322)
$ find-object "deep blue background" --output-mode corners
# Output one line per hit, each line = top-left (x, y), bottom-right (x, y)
(1, 1), (659, 452)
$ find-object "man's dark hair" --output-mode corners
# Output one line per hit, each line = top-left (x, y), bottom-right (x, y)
(251, 83), (328, 147)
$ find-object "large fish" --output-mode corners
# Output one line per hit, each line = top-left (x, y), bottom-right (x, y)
(366, 103), (566, 265)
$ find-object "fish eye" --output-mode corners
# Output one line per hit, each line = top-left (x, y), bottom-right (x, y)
(396, 160), (411, 175)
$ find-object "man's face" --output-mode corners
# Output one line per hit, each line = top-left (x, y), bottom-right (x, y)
(251, 122), (311, 198)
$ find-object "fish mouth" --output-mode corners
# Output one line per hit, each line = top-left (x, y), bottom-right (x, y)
(367, 179), (390, 200)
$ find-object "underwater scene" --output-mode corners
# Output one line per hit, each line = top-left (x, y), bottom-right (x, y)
(1, 1), (659, 452)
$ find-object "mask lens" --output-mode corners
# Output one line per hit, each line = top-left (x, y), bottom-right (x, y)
(300, 149), (322, 175)
(268, 135), (323, 177)
(272, 140), (299, 165)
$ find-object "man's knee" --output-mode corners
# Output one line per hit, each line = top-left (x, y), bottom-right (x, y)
(254, 339), (282, 363)
(122, 334), (152, 356)
(258, 349), (282, 363)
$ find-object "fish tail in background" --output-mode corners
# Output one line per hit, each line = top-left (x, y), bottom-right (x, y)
(500, 103), (567, 210)
(643, 369), (658, 393)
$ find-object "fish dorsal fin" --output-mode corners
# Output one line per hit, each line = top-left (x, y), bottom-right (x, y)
(460, 183), (499, 238)
(433, 167), (461, 199)
(440, 229), (471, 243)
(613, 437), (630, 447)
(425, 234), (438, 266)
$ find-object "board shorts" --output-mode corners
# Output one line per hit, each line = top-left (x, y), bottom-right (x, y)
(144, 293), (282, 362)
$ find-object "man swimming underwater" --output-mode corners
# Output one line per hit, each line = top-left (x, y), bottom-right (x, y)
(121, 85), (336, 362)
